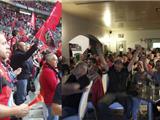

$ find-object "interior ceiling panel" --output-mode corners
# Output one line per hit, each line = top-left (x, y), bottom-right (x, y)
(63, 1), (160, 30)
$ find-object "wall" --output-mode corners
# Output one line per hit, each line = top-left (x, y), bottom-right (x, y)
(62, 11), (160, 62)
(109, 30), (160, 52)
(69, 35), (89, 56)
(62, 11), (107, 63)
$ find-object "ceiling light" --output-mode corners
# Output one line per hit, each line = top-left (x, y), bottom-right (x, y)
(103, 9), (111, 28)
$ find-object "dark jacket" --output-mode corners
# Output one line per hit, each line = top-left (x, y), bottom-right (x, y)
(107, 66), (130, 93)
(10, 44), (38, 80)
(63, 74), (90, 110)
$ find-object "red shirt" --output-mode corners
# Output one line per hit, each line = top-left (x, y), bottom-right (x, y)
(39, 63), (59, 105)
(0, 87), (11, 120)
(91, 78), (104, 106)
(0, 62), (12, 120)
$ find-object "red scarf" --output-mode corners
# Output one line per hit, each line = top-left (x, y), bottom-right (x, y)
(0, 62), (12, 120)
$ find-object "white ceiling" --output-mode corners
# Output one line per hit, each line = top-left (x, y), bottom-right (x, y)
(62, 1), (160, 30)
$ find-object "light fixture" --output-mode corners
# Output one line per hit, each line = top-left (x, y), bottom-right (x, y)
(103, 9), (111, 28)
(19, 10), (31, 15)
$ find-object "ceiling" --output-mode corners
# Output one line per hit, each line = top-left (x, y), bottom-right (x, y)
(62, 1), (160, 30)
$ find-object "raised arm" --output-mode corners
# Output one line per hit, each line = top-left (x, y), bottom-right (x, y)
(62, 83), (81, 95)
(96, 45), (109, 72)
(127, 46), (141, 72)
(142, 56), (149, 72)
(20, 43), (38, 62)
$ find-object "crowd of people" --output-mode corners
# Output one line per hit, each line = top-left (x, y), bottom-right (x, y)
(15, 1), (53, 12)
(1, 1), (160, 120)
(62, 35), (160, 120)
(0, 3), (46, 41)
(0, 1), (62, 120)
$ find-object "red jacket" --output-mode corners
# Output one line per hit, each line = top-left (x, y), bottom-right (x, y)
(91, 78), (104, 107)
(39, 63), (59, 105)
(0, 62), (12, 120)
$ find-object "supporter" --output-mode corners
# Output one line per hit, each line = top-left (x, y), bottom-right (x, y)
(62, 62), (90, 119)
(145, 60), (160, 119)
(0, 32), (30, 120)
(39, 53), (59, 120)
(7, 30), (18, 53)
(131, 61), (148, 120)
(96, 45), (141, 120)
(104, 54), (113, 68)
(10, 41), (38, 105)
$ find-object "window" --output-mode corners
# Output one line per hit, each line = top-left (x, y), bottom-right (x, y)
(153, 43), (160, 48)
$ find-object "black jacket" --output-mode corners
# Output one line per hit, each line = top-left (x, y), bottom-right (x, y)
(63, 74), (90, 110)
(10, 44), (38, 80)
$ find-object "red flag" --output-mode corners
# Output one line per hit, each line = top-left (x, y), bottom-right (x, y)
(30, 12), (36, 30)
(35, 25), (48, 43)
(29, 94), (44, 107)
(45, 1), (61, 30)
(35, 1), (61, 43)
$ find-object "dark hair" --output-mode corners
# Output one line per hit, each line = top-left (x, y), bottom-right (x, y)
(114, 59), (123, 64)
(12, 30), (18, 37)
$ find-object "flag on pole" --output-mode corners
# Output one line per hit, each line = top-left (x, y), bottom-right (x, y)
(44, 1), (61, 30)
(29, 94), (44, 107)
(35, 1), (61, 43)
(35, 25), (48, 43)
(30, 12), (36, 30)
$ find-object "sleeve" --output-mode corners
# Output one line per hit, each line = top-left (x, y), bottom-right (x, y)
(78, 75), (90, 90)
(53, 83), (61, 105)
(16, 44), (38, 63)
